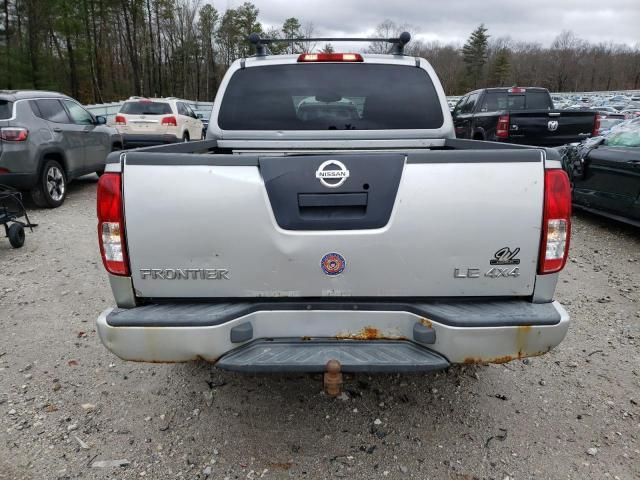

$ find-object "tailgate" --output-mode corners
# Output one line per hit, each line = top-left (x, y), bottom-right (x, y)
(122, 150), (545, 298)
(509, 110), (595, 146)
(124, 114), (165, 134)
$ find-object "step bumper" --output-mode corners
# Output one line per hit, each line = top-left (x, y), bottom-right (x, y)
(96, 300), (570, 369)
(215, 339), (450, 373)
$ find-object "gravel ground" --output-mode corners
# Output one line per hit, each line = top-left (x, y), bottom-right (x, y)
(0, 177), (638, 480)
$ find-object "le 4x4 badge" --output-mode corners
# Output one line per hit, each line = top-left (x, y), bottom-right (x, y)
(454, 267), (520, 279)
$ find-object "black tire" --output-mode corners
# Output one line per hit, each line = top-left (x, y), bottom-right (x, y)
(31, 159), (67, 208)
(182, 133), (190, 142)
(8, 223), (25, 248)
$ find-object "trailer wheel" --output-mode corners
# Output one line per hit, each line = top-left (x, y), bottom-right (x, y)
(8, 223), (25, 248)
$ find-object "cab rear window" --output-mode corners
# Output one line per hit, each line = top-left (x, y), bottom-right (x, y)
(0, 100), (12, 119)
(480, 91), (553, 111)
(120, 101), (172, 115)
(218, 64), (444, 130)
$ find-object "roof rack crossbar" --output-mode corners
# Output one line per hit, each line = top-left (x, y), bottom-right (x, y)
(248, 32), (411, 57)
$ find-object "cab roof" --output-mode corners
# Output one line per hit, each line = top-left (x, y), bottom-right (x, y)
(0, 90), (68, 101)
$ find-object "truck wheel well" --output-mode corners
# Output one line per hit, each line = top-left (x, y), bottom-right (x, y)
(41, 152), (67, 176)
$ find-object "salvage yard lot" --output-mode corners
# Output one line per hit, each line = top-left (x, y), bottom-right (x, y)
(0, 177), (638, 480)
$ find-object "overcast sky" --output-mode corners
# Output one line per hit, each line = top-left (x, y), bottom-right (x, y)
(222, 0), (640, 47)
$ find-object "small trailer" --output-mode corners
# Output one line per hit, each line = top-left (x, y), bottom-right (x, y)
(0, 185), (36, 248)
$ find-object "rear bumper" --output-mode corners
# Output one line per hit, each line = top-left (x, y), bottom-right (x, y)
(96, 300), (570, 371)
(122, 134), (179, 148)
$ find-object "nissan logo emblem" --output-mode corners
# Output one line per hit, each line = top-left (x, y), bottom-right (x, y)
(315, 160), (350, 188)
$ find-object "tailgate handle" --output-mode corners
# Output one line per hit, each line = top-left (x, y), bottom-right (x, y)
(298, 193), (368, 208)
(298, 193), (368, 220)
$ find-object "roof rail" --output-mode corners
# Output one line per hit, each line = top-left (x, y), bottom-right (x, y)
(247, 32), (411, 57)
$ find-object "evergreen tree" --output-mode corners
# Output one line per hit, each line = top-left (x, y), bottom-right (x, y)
(281, 17), (302, 54)
(235, 2), (262, 58)
(462, 24), (490, 88)
(490, 48), (511, 86)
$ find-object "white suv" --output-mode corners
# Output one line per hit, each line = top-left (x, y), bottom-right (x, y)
(114, 97), (203, 148)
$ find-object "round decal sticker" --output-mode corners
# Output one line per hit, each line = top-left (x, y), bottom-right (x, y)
(321, 252), (346, 276)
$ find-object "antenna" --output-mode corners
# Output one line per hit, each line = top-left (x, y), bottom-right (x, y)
(247, 32), (412, 57)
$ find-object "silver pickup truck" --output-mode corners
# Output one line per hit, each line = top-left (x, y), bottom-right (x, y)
(96, 34), (571, 377)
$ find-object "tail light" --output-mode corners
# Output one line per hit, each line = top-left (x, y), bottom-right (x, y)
(115, 115), (127, 125)
(297, 53), (363, 62)
(0, 127), (28, 141)
(97, 172), (129, 276)
(496, 114), (510, 139)
(161, 116), (177, 126)
(539, 169), (571, 274)
(592, 113), (602, 136)
(508, 87), (526, 94)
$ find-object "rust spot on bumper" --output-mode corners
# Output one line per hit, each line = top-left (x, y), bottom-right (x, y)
(124, 354), (213, 364)
(419, 317), (433, 328)
(463, 346), (553, 365)
(462, 325), (552, 365)
(335, 326), (406, 341)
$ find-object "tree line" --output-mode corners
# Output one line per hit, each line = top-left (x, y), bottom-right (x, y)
(1, 1), (639, 104)
(383, 21), (640, 96)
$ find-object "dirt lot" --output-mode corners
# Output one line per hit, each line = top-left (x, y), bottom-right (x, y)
(0, 177), (638, 480)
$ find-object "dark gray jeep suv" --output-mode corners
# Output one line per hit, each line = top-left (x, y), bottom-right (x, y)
(0, 90), (122, 207)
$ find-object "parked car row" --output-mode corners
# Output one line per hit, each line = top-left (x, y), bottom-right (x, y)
(453, 86), (639, 228)
(552, 92), (640, 119)
(0, 91), (208, 207)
